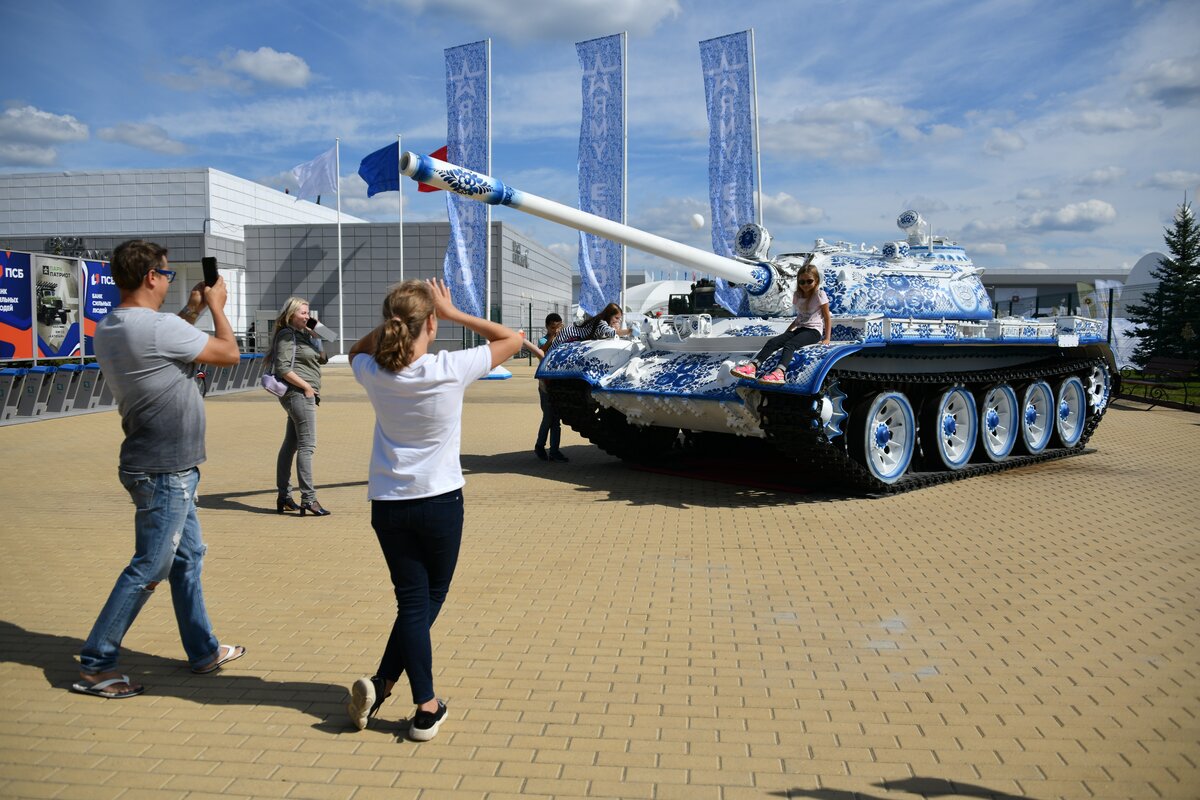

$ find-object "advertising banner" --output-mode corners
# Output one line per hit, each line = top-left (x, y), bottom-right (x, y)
(82, 259), (119, 356)
(0, 250), (34, 361)
(700, 30), (756, 315)
(34, 254), (81, 358)
(576, 33), (624, 316)
(443, 40), (489, 319)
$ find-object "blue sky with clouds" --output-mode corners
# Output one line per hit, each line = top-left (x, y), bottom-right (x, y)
(2, 0), (1198, 278)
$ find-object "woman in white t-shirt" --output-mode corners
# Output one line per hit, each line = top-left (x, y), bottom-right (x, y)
(345, 278), (524, 742)
(730, 256), (832, 385)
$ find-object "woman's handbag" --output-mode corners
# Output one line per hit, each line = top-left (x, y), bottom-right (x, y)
(261, 329), (296, 397)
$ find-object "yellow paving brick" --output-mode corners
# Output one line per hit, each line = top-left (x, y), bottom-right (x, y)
(1, 369), (1198, 800)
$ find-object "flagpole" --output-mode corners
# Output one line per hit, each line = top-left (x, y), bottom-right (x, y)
(335, 138), (344, 354)
(621, 30), (628, 310)
(749, 28), (763, 227)
(485, 38), (493, 325)
(403, 131), (408, 281)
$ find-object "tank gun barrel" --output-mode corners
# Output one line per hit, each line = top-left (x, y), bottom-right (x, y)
(399, 151), (761, 287)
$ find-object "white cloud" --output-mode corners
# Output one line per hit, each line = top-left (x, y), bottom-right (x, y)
(1016, 188), (1044, 200)
(1020, 261), (1051, 270)
(761, 191), (824, 225)
(98, 123), (188, 155)
(1132, 56), (1200, 107)
(762, 97), (927, 162)
(1025, 200), (1117, 232)
(0, 105), (88, 144)
(227, 47), (312, 89)
(381, 0), (681, 40)
(971, 242), (1007, 256)
(0, 105), (88, 166)
(158, 48), (312, 93)
(1070, 107), (1160, 133)
(983, 128), (1025, 157)
(963, 199), (1117, 236)
(0, 143), (57, 167)
(902, 196), (949, 214)
(1076, 166), (1126, 187)
(1139, 170), (1200, 190)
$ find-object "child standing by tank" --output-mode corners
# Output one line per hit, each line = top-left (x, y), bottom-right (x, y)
(531, 313), (568, 461)
(731, 256), (831, 385)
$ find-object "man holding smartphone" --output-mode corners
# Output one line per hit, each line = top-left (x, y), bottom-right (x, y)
(73, 240), (245, 698)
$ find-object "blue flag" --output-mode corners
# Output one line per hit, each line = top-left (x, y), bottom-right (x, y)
(576, 33), (624, 317)
(444, 41), (489, 319)
(700, 31), (756, 314)
(357, 141), (399, 198)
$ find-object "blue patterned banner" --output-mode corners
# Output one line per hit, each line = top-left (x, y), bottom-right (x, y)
(576, 33), (624, 316)
(700, 31), (756, 314)
(444, 40), (489, 319)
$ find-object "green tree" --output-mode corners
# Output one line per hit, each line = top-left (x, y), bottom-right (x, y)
(1125, 200), (1200, 366)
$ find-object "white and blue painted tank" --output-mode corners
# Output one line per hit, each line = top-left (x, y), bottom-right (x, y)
(401, 152), (1117, 493)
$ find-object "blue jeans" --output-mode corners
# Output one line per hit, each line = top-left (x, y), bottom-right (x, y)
(277, 391), (317, 503)
(79, 468), (219, 674)
(371, 490), (464, 705)
(535, 390), (561, 451)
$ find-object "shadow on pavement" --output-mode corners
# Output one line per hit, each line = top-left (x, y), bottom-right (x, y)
(770, 776), (1045, 799)
(462, 447), (849, 509)
(0, 619), (356, 732)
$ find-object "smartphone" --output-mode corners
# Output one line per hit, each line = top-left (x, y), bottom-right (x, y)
(202, 256), (219, 287)
(305, 316), (317, 330)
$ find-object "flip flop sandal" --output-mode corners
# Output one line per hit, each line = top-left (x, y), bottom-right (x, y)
(70, 675), (144, 699)
(192, 644), (246, 674)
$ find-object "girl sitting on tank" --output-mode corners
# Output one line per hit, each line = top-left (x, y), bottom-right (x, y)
(730, 257), (831, 385)
(554, 302), (631, 344)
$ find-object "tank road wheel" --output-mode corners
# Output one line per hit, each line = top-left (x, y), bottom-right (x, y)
(1054, 376), (1087, 447)
(978, 384), (1019, 461)
(852, 391), (916, 485)
(1017, 381), (1055, 455)
(1086, 364), (1111, 415)
(924, 386), (976, 470)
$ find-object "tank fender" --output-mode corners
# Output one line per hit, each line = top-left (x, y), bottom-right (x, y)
(536, 338), (639, 385)
(734, 342), (881, 395)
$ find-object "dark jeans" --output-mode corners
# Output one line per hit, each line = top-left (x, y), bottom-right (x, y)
(371, 489), (464, 705)
(535, 390), (561, 451)
(751, 326), (821, 371)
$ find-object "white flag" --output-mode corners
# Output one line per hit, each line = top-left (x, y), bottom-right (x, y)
(291, 145), (338, 199)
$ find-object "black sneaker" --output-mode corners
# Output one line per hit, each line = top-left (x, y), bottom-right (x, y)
(408, 699), (447, 741)
(348, 676), (388, 731)
(534, 446), (548, 461)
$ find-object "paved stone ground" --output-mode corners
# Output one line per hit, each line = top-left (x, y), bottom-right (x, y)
(1, 362), (1197, 800)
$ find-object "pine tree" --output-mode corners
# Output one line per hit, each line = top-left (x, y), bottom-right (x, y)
(1125, 200), (1200, 366)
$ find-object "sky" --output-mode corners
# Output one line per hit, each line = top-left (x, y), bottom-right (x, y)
(2, 0), (1198, 280)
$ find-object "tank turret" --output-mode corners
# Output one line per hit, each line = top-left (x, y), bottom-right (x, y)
(401, 152), (1117, 495)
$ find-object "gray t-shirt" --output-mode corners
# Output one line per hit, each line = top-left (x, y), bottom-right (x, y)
(94, 307), (210, 472)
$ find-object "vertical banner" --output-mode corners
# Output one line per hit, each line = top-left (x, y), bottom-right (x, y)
(576, 33), (625, 316)
(700, 31), (756, 314)
(0, 250), (33, 361)
(81, 259), (119, 356)
(444, 40), (489, 319)
(33, 254), (81, 357)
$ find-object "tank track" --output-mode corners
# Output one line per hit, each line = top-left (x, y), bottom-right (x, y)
(545, 357), (1109, 496)
(758, 356), (1108, 496)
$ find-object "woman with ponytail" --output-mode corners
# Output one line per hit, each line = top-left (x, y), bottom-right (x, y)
(345, 278), (524, 742)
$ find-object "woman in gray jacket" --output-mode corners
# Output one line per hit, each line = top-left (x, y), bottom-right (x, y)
(273, 296), (330, 516)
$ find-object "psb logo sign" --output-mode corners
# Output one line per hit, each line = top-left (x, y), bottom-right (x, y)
(91, 272), (115, 286)
(3, 266), (24, 279)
